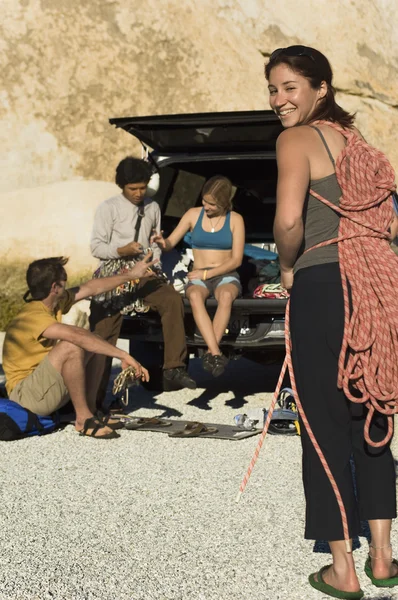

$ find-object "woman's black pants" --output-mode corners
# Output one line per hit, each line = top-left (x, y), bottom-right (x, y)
(289, 262), (396, 541)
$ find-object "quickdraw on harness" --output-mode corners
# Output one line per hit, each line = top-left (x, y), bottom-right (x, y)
(238, 121), (398, 552)
(92, 248), (168, 316)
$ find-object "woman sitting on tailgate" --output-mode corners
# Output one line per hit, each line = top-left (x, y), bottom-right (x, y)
(151, 175), (245, 377)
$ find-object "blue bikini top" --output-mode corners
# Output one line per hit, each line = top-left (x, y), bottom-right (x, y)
(191, 208), (233, 250)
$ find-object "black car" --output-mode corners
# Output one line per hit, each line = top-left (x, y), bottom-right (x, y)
(110, 110), (287, 389)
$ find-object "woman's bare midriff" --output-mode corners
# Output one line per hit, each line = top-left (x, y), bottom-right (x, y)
(192, 248), (233, 269)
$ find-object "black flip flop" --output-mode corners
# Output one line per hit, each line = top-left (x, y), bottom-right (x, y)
(78, 417), (120, 439)
(96, 411), (124, 430)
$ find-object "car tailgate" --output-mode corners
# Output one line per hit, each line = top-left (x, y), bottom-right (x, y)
(182, 297), (287, 314)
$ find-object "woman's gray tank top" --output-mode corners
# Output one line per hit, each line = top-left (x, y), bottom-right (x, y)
(293, 127), (342, 273)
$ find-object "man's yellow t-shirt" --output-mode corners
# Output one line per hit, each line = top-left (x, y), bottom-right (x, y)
(3, 290), (75, 395)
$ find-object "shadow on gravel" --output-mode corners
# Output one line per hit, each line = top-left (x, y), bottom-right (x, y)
(106, 357), (286, 415)
(106, 366), (183, 419)
(187, 389), (248, 411)
(186, 357), (286, 411)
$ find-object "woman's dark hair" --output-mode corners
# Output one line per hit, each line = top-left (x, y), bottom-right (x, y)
(265, 46), (355, 128)
(25, 256), (68, 300)
(202, 175), (234, 212)
(115, 156), (153, 188)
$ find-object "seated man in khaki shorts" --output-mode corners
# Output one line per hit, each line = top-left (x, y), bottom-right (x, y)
(2, 255), (155, 439)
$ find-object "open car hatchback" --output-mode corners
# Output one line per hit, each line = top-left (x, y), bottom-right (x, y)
(109, 110), (287, 388)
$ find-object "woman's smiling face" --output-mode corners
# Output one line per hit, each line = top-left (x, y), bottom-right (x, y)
(268, 63), (326, 128)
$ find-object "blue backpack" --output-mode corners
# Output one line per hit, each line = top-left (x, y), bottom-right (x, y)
(0, 398), (59, 441)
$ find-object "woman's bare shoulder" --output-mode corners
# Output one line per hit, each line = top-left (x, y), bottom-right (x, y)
(276, 126), (314, 151)
(230, 211), (245, 226)
(183, 206), (201, 227)
(275, 127), (314, 168)
(185, 206), (201, 219)
(188, 206), (202, 214)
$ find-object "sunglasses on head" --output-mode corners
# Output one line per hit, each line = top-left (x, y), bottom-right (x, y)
(269, 45), (315, 62)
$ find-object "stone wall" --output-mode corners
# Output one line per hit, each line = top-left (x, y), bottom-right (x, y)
(0, 181), (119, 272)
(218, 0), (398, 170)
(1, 0), (397, 271)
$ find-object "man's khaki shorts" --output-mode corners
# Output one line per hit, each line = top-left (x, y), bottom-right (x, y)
(10, 356), (69, 416)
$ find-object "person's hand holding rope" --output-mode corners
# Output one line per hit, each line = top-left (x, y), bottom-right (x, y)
(112, 358), (149, 406)
(120, 355), (150, 383)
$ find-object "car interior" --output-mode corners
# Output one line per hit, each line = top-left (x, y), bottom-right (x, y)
(151, 163), (279, 298)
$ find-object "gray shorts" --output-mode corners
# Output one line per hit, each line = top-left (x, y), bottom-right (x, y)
(186, 270), (242, 297)
(10, 356), (69, 417)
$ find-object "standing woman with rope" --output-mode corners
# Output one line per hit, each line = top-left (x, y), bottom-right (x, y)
(266, 46), (398, 599)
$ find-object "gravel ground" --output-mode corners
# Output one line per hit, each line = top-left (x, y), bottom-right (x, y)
(0, 355), (397, 600)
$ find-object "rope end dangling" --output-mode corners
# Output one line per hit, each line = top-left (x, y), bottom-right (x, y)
(235, 357), (289, 502)
(345, 539), (352, 553)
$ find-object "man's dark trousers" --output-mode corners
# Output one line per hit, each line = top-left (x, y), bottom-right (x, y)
(89, 277), (187, 407)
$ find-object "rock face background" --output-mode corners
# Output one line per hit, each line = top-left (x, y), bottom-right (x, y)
(1, 0), (398, 272)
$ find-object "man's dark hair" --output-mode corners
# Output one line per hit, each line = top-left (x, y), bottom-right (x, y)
(26, 257), (69, 301)
(115, 156), (153, 188)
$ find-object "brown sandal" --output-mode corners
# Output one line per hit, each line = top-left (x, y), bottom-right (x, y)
(169, 422), (218, 438)
(125, 417), (172, 430)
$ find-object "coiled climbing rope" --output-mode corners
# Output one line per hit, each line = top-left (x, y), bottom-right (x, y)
(112, 366), (139, 405)
(237, 121), (398, 551)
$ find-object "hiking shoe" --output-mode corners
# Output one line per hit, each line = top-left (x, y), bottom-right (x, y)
(211, 354), (229, 378)
(202, 352), (214, 372)
(163, 367), (197, 391)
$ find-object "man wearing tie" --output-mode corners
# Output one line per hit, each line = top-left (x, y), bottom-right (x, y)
(90, 156), (196, 410)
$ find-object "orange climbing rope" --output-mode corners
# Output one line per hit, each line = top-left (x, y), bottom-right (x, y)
(237, 121), (398, 552)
